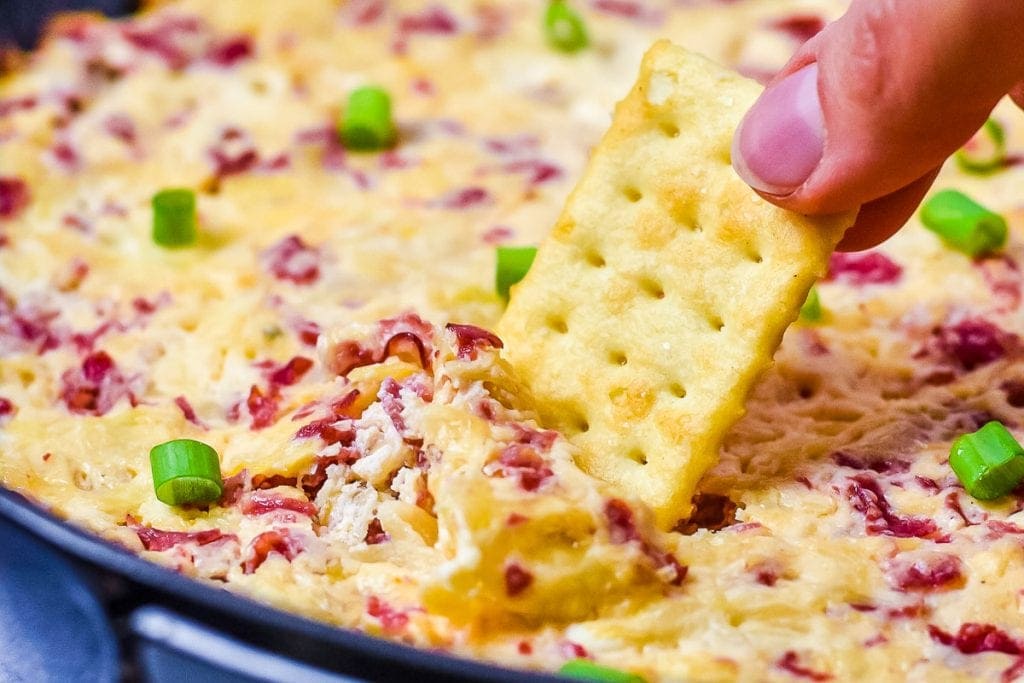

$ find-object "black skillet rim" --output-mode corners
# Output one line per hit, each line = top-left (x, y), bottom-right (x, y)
(0, 487), (562, 682)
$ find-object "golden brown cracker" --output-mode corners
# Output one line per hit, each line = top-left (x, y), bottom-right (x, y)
(498, 42), (855, 528)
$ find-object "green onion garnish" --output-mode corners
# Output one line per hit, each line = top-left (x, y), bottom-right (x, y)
(919, 189), (1007, 257)
(544, 1), (589, 53)
(150, 439), (223, 506)
(955, 119), (1006, 174)
(152, 188), (197, 247)
(339, 85), (397, 152)
(949, 421), (1024, 501)
(559, 659), (645, 683)
(496, 246), (537, 300)
(799, 286), (822, 322)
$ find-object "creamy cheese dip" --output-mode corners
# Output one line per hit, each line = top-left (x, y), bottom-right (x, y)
(2, 1), (1024, 681)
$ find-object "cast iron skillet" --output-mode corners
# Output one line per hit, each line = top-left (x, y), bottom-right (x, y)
(0, 488), (563, 682)
(0, 3), (564, 682)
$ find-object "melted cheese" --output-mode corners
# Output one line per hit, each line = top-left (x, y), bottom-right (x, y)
(2, 1), (1024, 681)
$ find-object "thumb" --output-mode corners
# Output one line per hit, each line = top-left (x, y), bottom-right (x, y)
(732, 0), (1024, 249)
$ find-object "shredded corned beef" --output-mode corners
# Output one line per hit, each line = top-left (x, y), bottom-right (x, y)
(776, 651), (832, 681)
(174, 395), (206, 427)
(245, 385), (279, 429)
(366, 596), (410, 632)
(0, 397), (14, 423)
(128, 515), (236, 552)
(591, 0), (664, 24)
(918, 318), (1018, 372)
(242, 529), (304, 574)
(437, 186), (491, 209)
(59, 351), (138, 416)
(604, 499), (687, 585)
(260, 356), (314, 387)
(240, 490), (317, 518)
(204, 35), (253, 67)
(0, 178), (30, 220)
(485, 444), (554, 492)
(328, 314), (434, 376)
(365, 518), (389, 544)
(393, 5), (459, 52)
(832, 451), (911, 475)
(844, 474), (938, 538)
(928, 623), (1024, 656)
(885, 554), (964, 591)
(446, 323), (503, 360)
(825, 251), (902, 285)
(261, 235), (322, 285)
(504, 562), (534, 597)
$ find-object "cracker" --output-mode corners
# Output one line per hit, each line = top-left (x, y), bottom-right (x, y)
(497, 42), (855, 528)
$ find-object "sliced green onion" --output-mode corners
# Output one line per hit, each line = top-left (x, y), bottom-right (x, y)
(955, 119), (1006, 174)
(152, 188), (197, 247)
(339, 85), (396, 152)
(949, 421), (1024, 501)
(150, 439), (223, 506)
(559, 659), (645, 683)
(496, 245), (537, 300)
(919, 189), (1007, 257)
(544, 1), (589, 53)
(799, 286), (822, 322)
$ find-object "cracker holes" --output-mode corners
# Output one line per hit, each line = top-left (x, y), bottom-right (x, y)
(623, 187), (643, 203)
(608, 350), (628, 366)
(569, 415), (590, 434)
(626, 448), (648, 465)
(668, 382), (687, 399)
(546, 315), (569, 334)
(708, 314), (725, 332)
(659, 121), (680, 138)
(584, 250), (606, 268)
(638, 277), (665, 299)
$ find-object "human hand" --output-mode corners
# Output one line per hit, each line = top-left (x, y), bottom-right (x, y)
(731, 0), (1024, 251)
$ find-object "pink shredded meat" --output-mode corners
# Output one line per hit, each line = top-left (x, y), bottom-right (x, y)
(885, 554), (964, 591)
(262, 235), (322, 285)
(245, 385), (279, 429)
(128, 516), (236, 552)
(776, 651), (832, 681)
(241, 490), (317, 518)
(504, 562), (534, 597)
(438, 186), (491, 209)
(485, 444), (554, 492)
(204, 36), (253, 67)
(844, 475), (938, 538)
(591, 0), (664, 24)
(604, 499), (687, 585)
(59, 351), (138, 416)
(364, 518), (389, 544)
(920, 318), (1018, 372)
(446, 323), (503, 360)
(0, 177), (31, 220)
(826, 251), (902, 285)
(928, 623), (1024, 656)
(242, 529), (304, 574)
(327, 314), (434, 376)
(366, 596), (410, 633)
(0, 397), (14, 424)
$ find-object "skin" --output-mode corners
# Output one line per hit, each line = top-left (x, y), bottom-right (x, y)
(732, 0), (1024, 251)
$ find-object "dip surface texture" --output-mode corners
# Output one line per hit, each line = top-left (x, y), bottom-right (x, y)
(2, 1), (1024, 681)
